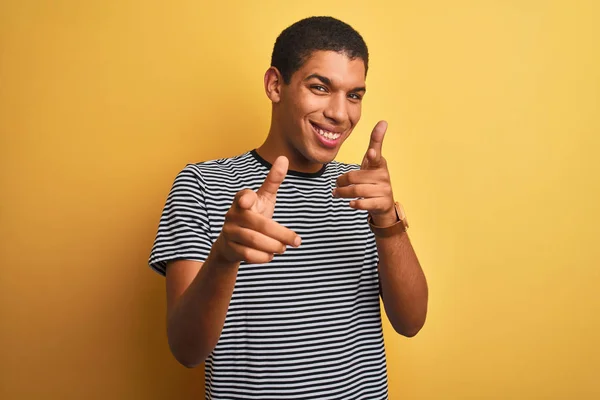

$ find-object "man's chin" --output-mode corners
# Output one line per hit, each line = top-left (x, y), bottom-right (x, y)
(310, 148), (340, 165)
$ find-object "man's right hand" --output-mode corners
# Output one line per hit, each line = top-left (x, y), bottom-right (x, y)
(213, 156), (302, 264)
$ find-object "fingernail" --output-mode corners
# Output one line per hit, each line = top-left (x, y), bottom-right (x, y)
(332, 189), (337, 197)
(294, 236), (302, 247)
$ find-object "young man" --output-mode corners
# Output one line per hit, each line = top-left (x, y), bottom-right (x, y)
(149, 16), (428, 399)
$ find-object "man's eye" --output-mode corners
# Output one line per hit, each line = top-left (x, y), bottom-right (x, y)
(312, 85), (328, 92)
(349, 93), (362, 100)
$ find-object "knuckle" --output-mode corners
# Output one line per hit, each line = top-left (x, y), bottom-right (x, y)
(236, 188), (255, 206)
(251, 251), (272, 264)
(256, 254), (270, 264)
(347, 171), (357, 184)
(221, 224), (232, 237)
(248, 232), (261, 248)
(259, 218), (269, 232)
(234, 189), (246, 203)
(225, 212), (241, 228)
(241, 247), (252, 261)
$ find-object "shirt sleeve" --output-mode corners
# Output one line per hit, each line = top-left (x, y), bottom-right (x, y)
(148, 164), (213, 276)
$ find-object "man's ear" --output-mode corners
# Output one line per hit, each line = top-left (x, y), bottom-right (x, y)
(264, 67), (283, 103)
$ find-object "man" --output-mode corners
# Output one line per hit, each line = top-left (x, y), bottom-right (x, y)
(149, 16), (428, 399)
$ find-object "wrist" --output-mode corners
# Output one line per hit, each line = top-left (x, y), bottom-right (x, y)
(209, 237), (240, 268)
(369, 207), (398, 227)
(368, 201), (409, 238)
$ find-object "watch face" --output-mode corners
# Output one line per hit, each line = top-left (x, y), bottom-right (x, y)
(395, 202), (409, 229)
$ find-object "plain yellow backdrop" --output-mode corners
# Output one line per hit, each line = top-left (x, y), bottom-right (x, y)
(1, 1), (599, 399)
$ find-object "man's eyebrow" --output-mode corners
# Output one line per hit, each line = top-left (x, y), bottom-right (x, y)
(305, 73), (366, 93)
(305, 73), (332, 86)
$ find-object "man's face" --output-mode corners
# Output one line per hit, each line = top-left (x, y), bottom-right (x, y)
(276, 50), (366, 166)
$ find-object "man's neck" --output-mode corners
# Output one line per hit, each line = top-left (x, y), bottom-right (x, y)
(257, 132), (324, 174)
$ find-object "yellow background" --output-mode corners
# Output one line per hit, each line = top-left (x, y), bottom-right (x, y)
(1, 1), (599, 399)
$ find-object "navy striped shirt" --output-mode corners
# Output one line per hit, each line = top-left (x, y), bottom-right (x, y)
(149, 150), (388, 399)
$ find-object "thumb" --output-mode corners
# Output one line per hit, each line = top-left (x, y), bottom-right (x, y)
(257, 156), (289, 202)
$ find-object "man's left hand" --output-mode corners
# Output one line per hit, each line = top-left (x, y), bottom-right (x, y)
(333, 120), (399, 227)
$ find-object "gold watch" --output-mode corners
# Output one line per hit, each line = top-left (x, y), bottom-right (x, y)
(368, 201), (409, 237)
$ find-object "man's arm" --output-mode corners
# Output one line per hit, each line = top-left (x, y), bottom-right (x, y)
(334, 120), (428, 337)
(165, 254), (238, 368)
(371, 220), (428, 337)
(164, 157), (300, 368)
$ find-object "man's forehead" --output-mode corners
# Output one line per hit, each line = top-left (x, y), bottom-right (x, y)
(296, 51), (366, 86)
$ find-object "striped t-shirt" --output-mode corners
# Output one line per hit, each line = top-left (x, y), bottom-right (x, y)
(149, 150), (389, 399)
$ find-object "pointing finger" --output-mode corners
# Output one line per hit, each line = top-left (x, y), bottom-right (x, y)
(257, 156), (289, 202)
(241, 212), (302, 248)
(363, 120), (387, 168)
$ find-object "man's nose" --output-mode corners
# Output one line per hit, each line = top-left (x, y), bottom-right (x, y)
(323, 93), (347, 123)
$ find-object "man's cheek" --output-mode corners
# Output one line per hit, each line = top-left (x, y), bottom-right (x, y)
(351, 107), (362, 126)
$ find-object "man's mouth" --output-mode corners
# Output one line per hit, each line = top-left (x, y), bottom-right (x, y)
(310, 122), (343, 141)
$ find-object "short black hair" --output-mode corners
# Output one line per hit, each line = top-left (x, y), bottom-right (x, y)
(271, 16), (369, 84)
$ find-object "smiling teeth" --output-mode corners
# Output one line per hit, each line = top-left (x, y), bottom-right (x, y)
(317, 128), (341, 140)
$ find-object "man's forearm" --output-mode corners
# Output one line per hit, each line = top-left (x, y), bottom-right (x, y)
(167, 250), (239, 368)
(376, 231), (428, 337)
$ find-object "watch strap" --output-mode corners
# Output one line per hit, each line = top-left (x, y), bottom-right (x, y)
(368, 202), (409, 237)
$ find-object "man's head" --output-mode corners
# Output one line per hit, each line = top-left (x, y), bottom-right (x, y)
(271, 16), (369, 85)
(263, 17), (370, 171)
